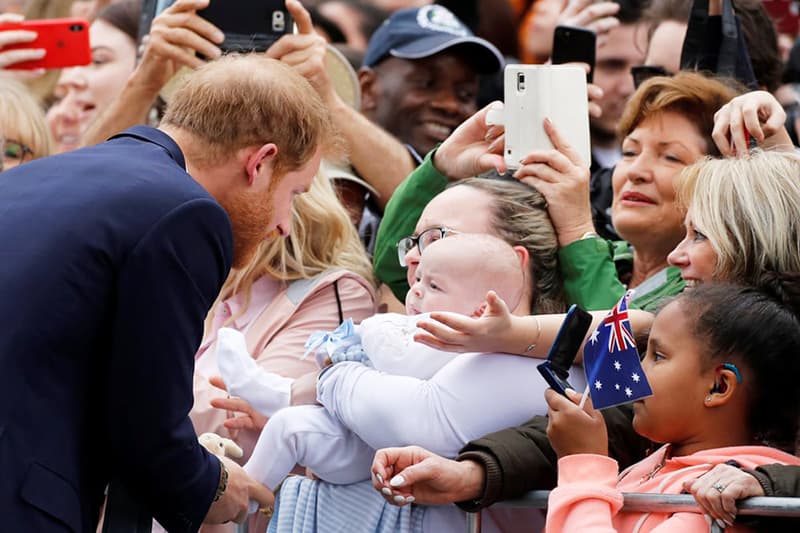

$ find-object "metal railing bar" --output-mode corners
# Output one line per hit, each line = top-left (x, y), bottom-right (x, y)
(466, 491), (800, 533)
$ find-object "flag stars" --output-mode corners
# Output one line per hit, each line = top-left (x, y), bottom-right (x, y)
(590, 329), (599, 344)
(613, 360), (621, 371)
(625, 387), (632, 397)
(594, 380), (602, 390)
(631, 372), (640, 383)
(615, 383), (620, 390)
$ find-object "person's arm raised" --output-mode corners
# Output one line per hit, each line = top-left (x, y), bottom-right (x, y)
(267, 0), (413, 209)
(431, 101), (507, 179)
(712, 91), (795, 156)
(81, 0), (224, 147)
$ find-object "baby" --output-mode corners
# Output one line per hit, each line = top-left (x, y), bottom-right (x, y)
(217, 233), (525, 506)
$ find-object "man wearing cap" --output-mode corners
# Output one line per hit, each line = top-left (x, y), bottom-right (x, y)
(266, 2), (502, 257)
(359, 4), (503, 164)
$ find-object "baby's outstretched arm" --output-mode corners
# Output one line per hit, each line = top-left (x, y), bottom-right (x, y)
(413, 292), (654, 363)
(216, 328), (294, 418)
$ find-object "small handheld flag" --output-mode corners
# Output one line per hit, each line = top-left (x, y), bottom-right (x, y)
(582, 291), (652, 409)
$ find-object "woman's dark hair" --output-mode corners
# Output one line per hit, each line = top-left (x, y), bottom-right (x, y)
(678, 273), (800, 453)
(96, 0), (142, 43)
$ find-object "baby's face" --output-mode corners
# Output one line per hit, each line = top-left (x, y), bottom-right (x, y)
(405, 253), (482, 316)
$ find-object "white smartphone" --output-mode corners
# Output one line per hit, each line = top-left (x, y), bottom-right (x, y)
(494, 65), (591, 170)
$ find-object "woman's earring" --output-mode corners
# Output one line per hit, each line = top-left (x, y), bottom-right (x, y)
(705, 395), (713, 403)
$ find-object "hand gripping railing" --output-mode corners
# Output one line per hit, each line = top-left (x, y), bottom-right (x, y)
(465, 491), (800, 533)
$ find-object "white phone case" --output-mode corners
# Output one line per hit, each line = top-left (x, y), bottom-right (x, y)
(493, 65), (591, 170)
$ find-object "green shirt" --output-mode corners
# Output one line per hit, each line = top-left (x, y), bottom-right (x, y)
(373, 151), (447, 302)
(559, 238), (685, 311)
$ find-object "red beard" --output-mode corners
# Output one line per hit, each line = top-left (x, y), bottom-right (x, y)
(220, 186), (277, 269)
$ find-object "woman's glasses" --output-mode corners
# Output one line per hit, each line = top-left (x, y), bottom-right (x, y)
(3, 140), (34, 168)
(396, 226), (459, 267)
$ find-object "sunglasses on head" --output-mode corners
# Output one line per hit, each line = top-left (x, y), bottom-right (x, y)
(631, 65), (672, 89)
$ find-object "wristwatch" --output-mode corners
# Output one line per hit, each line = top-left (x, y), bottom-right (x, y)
(213, 458), (228, 502)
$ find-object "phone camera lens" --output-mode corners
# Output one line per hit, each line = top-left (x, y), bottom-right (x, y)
(517, 73), (526, 92)
(69, 24), (83, 32)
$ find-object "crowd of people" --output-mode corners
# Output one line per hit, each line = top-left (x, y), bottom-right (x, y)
(3, 0), (800, 532)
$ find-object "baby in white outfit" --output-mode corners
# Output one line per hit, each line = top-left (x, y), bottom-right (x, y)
(216, 233), (525, 506)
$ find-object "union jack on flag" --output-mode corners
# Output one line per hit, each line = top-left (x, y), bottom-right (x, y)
(583, 291), (652, 410)
(603, 298), (637, 352)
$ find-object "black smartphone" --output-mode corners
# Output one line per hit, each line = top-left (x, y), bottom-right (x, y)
(537, 304), (593, 396)
(140, 0), (293, 53)
(551, 25), (596, 83)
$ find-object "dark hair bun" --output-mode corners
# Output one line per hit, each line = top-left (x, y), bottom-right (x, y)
(755, 271), (800, 319)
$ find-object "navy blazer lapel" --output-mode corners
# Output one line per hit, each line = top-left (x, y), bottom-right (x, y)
(108, 126), (186, 169)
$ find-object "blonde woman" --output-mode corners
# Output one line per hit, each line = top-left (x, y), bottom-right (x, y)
(191, 170), (377, 462)
(0, 77), (52, 171)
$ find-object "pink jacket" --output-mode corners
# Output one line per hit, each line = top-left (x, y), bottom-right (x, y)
(190, 269), (376, 461)
(546, 444), (800, 533)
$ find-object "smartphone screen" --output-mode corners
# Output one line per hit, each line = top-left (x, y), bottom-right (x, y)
(551, 25), (596, 83)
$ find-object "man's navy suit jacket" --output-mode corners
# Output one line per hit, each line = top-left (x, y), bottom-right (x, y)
(0, 127), (233, 532)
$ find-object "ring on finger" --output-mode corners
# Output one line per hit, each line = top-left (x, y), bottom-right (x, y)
(712, 481), (726, 493)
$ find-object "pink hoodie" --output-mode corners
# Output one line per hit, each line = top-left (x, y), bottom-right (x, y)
(545, 444), (800, 533)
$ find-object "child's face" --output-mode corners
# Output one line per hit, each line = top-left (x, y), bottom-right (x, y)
(632, 299), (717, 445)
(405, 254), (482, 316)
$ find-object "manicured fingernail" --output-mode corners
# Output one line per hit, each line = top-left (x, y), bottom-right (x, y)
(405, 496), (415, 503)
(389, 475), (405, 487)
(704, 514), (712, 526)
(716, 518), (727, 529)
(393, 495), (406, 503)
(381, 487), (392, 496)
(374, 472), (384, 483)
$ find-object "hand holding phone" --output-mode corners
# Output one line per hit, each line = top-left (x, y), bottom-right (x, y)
(551, 25), (596, 83)
(492, 64), (591, 169)
(537, 304), (593, 396)
(141, 0), (294, 55)
(0, 17), (90, 70)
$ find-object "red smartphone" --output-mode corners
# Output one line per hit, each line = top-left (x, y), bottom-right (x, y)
(1, 18), (91, 70)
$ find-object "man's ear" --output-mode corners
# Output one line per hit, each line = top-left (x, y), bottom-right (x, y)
(245, 143), (278, 186)
(358, 67), (380, 114)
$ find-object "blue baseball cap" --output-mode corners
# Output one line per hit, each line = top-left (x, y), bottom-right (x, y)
(363, 5), (504, 74)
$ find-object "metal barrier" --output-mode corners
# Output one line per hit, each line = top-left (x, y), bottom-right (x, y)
(466, 491), (800, 533)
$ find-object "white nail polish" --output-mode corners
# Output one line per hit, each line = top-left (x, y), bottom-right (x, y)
(390, 475), (405, 487)
(704, 514), (712, 526)
(381, 487), (392, 496)
(716, 518), (727, 529)
(405, 496), (415, 503)
(393, 495), (406, 503)
(375, 472), (383, 483)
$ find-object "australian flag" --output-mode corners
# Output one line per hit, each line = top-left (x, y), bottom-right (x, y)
(582, 291), (652, 410)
